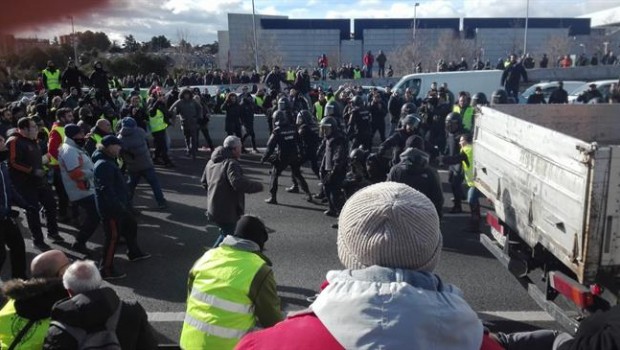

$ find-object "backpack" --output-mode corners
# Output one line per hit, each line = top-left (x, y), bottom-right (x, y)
(50, 304), (122, 349)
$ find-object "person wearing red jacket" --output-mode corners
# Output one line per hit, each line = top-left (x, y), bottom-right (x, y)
(236, 182), (504, 350)
(47, 107), (74, 222)
(363, 51), (374, 78)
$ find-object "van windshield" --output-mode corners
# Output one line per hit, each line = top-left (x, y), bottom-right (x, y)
(393, 78), (421, 98)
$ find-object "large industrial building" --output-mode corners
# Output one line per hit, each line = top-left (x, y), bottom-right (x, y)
(218, 12), (619, 73)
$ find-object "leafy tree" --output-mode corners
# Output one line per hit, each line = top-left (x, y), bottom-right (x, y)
(148, 35), (171, 51)
(123, 35), (140, 52)
(77, 31), (111, 52)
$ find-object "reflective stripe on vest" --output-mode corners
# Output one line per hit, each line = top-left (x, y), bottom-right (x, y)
(461, 144), (474, 187)
(255, 96), (264, 107)
(314, 102), (324, 121)
(149, 109), (168, 133)
(48, 125), (65, 166)
(453, 105), (474, 132)
(179, 246), (265, 350)
(0, 299), (50, 350)
(42, 69), (61, 90)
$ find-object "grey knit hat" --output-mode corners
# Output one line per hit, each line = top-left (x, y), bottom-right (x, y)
(337, 182), (442, 271)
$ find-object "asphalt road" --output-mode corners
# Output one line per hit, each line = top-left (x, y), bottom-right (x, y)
(1, 147), (561, 346)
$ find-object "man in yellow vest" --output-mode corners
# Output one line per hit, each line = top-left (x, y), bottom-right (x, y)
(180, 215), (283, 350)
(459, 134), (480, 231)
(0, 250), (70, 349)
(314, 91), (327, 122)
(452, 94), (474, 133)
(42, 60), (62, 109)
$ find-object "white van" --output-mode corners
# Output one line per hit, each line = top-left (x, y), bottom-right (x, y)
(392, 70), (503, 101)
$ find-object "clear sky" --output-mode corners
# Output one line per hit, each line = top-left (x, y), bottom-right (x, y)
(13, 0), (620, 45)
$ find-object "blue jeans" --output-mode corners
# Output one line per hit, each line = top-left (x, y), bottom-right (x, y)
(467, 186), (480, 207)
(128, 168), (166, 205)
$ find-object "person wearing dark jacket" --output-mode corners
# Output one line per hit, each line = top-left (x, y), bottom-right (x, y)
(319, 117), (348, 217)
(548, 81), (569, 104)
(201, 136), (263, 248)
(43, 260), (156, 350)
(261, 112), (312, 205)
(88, 61), (116, 110)
(147, 93), (174, 166)
(368, 92), (387, 143)
(93, 135), (151, 280)
(526, 87), (547, 104)
(60, 60), (88, 93)
(222, 93), (243, 139)
(388, 147), (443, 218)
(378, 114), (420, 166)
(500, 54), (528, 103)
(7, 117), (61, 251)
(0, 135), (29, 279)
(387, 91), (404, 136)
(84, 118), (112, 158)
(240, 92), (260, 153)
(170, 88), (203, 159)
(264, 66), (285, 93)
(0, 250), (71, 349)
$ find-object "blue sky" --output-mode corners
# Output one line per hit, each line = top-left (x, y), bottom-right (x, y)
(14, 0), (620, 45)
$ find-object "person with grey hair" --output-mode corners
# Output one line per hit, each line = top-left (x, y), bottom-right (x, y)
(43, 260), (156, 349)
(201, 136), (263, 247)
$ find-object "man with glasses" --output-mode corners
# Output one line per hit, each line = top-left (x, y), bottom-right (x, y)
(0, 250), (71, 349)
(6, 117), (62, 251)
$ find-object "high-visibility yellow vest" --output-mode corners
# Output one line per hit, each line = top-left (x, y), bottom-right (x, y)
(0, 299), (50, 350)
(461, 144), (474, 187)
(353, 70), (362, 79)
(286, 70), (295, 82)
(149, 109), (168, 134)
(48, 125), (65, 166)
(99, 115), (120, 133)
(91, 133), (103, 145)
(453, 105), (474, 132)
(42, 69), (61, 90)
(314, 102), (324, 121)
(179, 246), (266, 350)
(255, 96), (264, 107)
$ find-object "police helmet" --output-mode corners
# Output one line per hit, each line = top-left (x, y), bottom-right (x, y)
(401, 102), (417, 116)
(325, 100), (339, 117)
(277, 97), (289, 111)
(352, 95), (364, 107)
(401, 114), (421, 131)
(491, 89), (508, 105)
(349, 147), (369, 164)
(319, 116), (338, 137)
(472, 92), (488, 107)
(296, 109), (313, 126)
(445, 112), (462, 133)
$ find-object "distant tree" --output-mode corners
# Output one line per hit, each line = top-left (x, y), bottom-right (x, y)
(109, 40), (122, 53)
(77, 30), (111, 52)
(123, 35), (140, 53)
(545, 34), (572, 67)
(148, 35), (171, 51)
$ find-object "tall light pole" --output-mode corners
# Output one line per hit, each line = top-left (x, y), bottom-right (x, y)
(523, 0), (529, 55)
(251, 0), (260, 72)
(413, 3), (420, 43)
(70, 16), (78, 63)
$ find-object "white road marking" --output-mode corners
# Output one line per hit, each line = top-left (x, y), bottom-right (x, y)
(147, 310), (555, 323)
(478, 311), (555, 322)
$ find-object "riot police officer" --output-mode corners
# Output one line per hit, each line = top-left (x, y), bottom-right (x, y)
(319, 116), (348, 217)
(261, 111), (312, 205)
(342, 147), (371, 198)
(440, 112), (465, 213)
(491, 89), (509, 105)
(286, 110), (320, 193)
(377, 114), (421, 166)
(471, 92), (489, 108)
(347, 95), (372, 150)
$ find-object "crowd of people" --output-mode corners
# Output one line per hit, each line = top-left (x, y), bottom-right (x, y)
(1, 53), (620, 349)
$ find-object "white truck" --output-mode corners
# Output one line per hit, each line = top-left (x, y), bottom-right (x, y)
(473, 104), (620, 333)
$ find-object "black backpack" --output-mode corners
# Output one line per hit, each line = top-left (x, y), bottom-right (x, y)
(50, 304), (121, 349)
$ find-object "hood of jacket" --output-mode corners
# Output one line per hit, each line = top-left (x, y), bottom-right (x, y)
(311, 266), (483, 350)
(2, 278), (68, 320)
(210, 146), (234, 164)
(50, 287), (121, 331)
(91, 149), (113, 164)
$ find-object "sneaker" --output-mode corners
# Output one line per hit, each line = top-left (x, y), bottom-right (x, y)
(286, 186), (300, 193)
(101, 269), (127, 280)
(252, 148), (261, 154)
(324, 210), (338, 217)
(47, 233), (65, 243)
(32, 240), (51, 251)
(265, 197), (278, 205)
(128, 252), (152, 262)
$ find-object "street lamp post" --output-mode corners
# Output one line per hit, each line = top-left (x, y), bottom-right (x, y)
(251, 0), (260, 72)
(70, 16), (78, 63)
(413, 3), (420, 43)
(523, 0), (529, 55)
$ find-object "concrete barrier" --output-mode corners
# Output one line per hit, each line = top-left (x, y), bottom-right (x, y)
(527, 65), (620, 82)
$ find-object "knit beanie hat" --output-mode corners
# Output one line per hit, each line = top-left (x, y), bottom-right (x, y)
(337, 182), (442, 271)
(121, 117), (137, 129)
(64, 124), (82, 139)
(234, 215), (268, 250)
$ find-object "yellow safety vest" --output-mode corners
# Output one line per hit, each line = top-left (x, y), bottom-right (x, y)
(0, 300), (50, 350)
(149, 109), (168, 134)
(453, 105), (474, 132)
(461, 144), (474, 187)
(48, 125), (65, 166)
(91, 133), (103, 145)
(353, 70), (362, 79)
(180, 246), (266, 350)
(42, 69), (61, 91)
(314, 102), (324, 121)
(99, 115), (120, 133)
(286, 70), (295, 82)
(255, 96), (264, 108)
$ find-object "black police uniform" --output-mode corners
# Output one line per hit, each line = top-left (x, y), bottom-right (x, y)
(347, 106), (372, 150)
(378, 129), (413, 166)
(320, 130), (348, 215)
